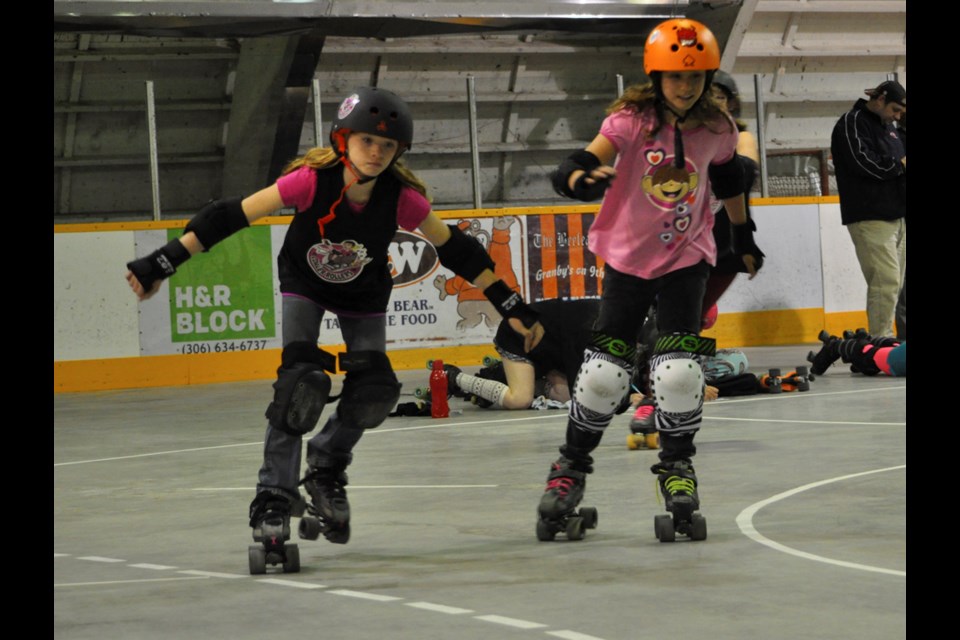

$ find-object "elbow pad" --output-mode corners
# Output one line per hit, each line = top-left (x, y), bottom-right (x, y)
(184, 196), (250, 251)
(709, 155), (746, 200)
(435, 224), (495, 282)
(551, 150), (611, 202)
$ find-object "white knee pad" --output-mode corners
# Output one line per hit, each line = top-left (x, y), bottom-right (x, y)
(574, 357), (631, 414)
(652, 356), (704, 414)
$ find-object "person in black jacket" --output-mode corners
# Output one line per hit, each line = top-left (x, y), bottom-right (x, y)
(125, 87), (543, 572)
(830, 80), (906, 338)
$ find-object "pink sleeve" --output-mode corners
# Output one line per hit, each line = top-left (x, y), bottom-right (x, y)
(712, 114), (739, 165)
(396, 186), (432, 230)
(275, 166), (317, 213)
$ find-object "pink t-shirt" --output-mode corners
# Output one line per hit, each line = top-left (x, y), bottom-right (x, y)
(276, 165), (431, 231)
(591, 107), (739, 280)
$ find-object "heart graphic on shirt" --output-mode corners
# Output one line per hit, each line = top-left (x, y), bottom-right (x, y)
(675, 216), (691, 232)
(659, 232), (674, 243)
(646, 149), (666, 165)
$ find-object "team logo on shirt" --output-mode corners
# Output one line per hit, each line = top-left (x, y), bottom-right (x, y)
(306, 239), (372, 283)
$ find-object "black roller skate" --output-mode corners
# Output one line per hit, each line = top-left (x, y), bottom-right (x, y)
(298, 463), (351, 544)
(536, 454), (598, 541)
(248, 490), (300, 574)
(651, 460), (707, 542)
(806, 330), (841, 375)
(626, 398), (659, 450)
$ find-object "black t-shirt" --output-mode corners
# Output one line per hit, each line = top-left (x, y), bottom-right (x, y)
(278, 166), (402, 313)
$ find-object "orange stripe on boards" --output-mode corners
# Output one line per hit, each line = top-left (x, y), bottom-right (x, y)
(568, 215), (586, 298)
(539, 215), (558, 300)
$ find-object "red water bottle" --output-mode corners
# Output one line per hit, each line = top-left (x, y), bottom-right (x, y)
(430, 360), (450, 418)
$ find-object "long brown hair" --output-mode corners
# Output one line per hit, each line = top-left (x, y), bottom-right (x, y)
(607, 80), (735, 138)
(282, 146), (431, 200)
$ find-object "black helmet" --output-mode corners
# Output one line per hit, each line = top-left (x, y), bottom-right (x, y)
(712, 70), (739, 100)
(329, 87), (414, 154)
(711, 70), (740, 116)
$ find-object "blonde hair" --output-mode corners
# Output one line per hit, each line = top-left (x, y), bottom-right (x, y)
(282, 146), (431, 200)
(608, 80), (735, 138)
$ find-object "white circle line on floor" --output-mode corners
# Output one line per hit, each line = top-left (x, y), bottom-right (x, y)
(736, 464), (906, 577)
(707, 416), (905, 426)
(54, 553), (608, 640)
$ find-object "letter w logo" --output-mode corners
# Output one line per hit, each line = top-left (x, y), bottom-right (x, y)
(389, 240), (428, 275)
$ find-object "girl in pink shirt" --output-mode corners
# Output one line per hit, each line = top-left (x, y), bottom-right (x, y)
(537, 19), (752, 543)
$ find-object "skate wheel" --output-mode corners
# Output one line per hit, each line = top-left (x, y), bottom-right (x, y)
(536, 518), (556, 542)
(689, 514), (707, 541)
(626, 434), (642, 450)
(645, 432), (660, 450)
(482, 355), (500, 367)
(565, 517), (585, 541)
(426, 359), (435, 369)
(298, 516), (322, 541)
(282, 544), (301, 573)
(325, 522), (350, 545)
(248, 545), (267, 575)
(579, 507), (598, 530)
(414, 387), (429, 399)
(654, 515), (676, 543)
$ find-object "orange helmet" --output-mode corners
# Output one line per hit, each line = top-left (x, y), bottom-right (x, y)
(643, 18), (721, 75)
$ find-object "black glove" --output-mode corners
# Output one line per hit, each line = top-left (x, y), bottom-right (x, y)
(730, 220), (765, 272)
(126, 239), (191, 293)
(483, 280), (539, 329)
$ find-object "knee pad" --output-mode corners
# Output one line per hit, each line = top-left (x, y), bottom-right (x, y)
(651, 355), (705, 414)
(572, 348), (632, 415)
(265, 342), (336, 436)
(337, 350), (401, 430)
(650, 332), (713, 434)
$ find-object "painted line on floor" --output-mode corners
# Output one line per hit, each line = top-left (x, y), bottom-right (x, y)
(546, 631), (608, 640)
(54, 553), (70, 558)
(736, 464), (906, 577)
(707, 416), (905, 426)
(77, 556), (125, 563)
(258, 578), (326, 589)
(328, 589), (404, 602)
(405, 601), (474, 615)
(53, 442), (262, 467)
(55, 384), (903, 468)
(474, 614), (548, 629)
(56, 553), (609, 640)
(177, 569), (247, 579)
(55, 576), (209, 587)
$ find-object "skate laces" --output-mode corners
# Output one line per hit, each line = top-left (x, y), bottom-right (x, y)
(662, 474), (696, 497)
(545, 475), (577, 496)
(633, 405), (654, 421)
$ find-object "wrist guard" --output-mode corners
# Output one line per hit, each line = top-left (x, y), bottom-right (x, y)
(483, 280), (539, 329)
(126, 238), (190, 292)
(730, 220), (765, 270)
(436, 224), (495, 282)
(551, 150), (611, 202)
(184, 196), (249, 251)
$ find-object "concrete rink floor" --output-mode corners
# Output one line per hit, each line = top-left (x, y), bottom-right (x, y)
(54, 345), (906, 640)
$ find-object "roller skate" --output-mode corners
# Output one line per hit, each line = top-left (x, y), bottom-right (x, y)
(535, 453), (598, 541)
(651, 460), (707, 542)
(248, 490), (300, 574)
(806, 330), (841, 376)
(298, 463), (351, 544)
(626, 399), (659, 450)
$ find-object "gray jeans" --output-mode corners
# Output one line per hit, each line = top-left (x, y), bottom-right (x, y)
(256, 295), (387, 495)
